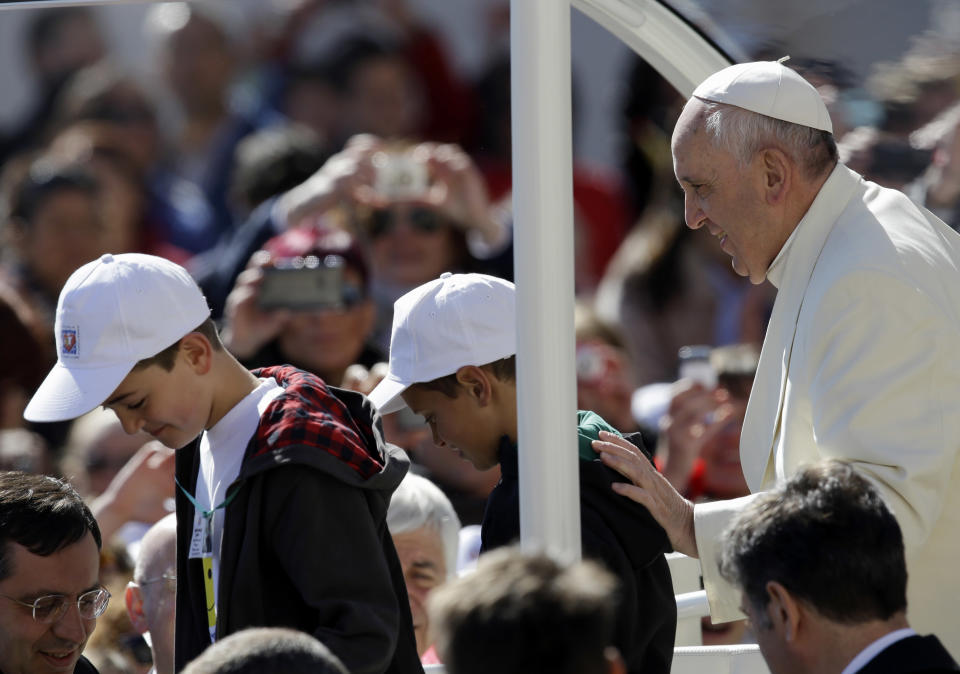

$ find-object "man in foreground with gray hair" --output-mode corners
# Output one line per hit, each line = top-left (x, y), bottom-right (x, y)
(593, 58), (960, 656)
(719, 460), (958, 674)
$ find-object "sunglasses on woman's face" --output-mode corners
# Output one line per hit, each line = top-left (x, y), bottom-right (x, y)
(369, 207), (445, 238)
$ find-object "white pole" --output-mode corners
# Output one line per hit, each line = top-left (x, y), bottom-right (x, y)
(510, 0), (581, 563)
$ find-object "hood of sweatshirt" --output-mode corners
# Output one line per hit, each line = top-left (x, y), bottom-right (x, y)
(238, 365), (409, 497)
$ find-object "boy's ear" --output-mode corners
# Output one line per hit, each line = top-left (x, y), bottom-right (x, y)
(179, 332), (214, 375)
(455, 365), (492, 405)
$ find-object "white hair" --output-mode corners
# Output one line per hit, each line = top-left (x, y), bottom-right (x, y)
(134, 512), (177, 584)
(696, 98), (838, 179)
(387, 473), (461, 578)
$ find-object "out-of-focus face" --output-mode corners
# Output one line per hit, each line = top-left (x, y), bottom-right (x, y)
(699, 397), (749, 499)
(0, 533), (101, 674)
(575, 340), (637, 432)
(276, 268), (375, 386)
(34, 12), (105, 81)
(369, 205), (459, 287)
(81, 425), (148, 496)
(392, 526), (447, 656)
(401, 384), (501, 471)
(346, 57), (422, 139)
(162, 15), (232, 116)
(284, 79), (342, 142)
(104, 355), (211, 450)
(672, 99), (775, 285)
(19, 189), (104, 299)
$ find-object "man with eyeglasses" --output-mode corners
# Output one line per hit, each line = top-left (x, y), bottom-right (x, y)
(0, 471), (110, 674)
(125, 513), (176, 674)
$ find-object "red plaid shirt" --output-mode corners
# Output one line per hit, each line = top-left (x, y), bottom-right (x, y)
(252, 366), (383, 480)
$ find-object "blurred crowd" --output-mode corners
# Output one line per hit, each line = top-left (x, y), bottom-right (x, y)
(3, 1), (960, 672)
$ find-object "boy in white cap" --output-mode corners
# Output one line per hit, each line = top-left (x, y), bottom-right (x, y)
(369, 272), (676, 674)
(24, 253), (421, 674)
(592, 59), (960, 657)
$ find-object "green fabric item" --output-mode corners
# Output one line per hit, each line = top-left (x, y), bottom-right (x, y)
(577, 410), (621, 460)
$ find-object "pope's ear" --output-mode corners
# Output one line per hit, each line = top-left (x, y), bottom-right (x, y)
(759, 147), (790, 204)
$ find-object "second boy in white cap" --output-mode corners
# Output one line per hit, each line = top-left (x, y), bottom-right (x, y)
(370, 272), (676, 674)
(592, 59), (960, 657)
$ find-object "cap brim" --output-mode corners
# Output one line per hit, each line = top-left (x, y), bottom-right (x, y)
(23, 360), (136, 423)
(368, 375), (411, 415)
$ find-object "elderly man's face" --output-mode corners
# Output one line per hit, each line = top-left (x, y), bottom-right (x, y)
(392, 526), (447, 657)
(0, 532), (101, 673)
(672, 99), (775, 284)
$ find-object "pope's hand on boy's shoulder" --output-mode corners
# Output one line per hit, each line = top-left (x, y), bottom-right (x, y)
(592, 430), (698, 557)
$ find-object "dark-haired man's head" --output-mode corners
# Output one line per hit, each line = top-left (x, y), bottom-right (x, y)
(0, 471), (106, 673)
(229, 124), (331, 217)
(719, 459), (910, 674)
(428, 547), (626, 674)
(181, 627), (349, 674)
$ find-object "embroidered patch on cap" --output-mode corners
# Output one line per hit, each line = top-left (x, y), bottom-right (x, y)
(61, 327), (79, 358)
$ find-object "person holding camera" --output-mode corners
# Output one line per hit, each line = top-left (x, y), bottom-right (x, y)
(221, 225), (382, 388)
(195, 134), (511, 349)
(350, 138), (513, 353)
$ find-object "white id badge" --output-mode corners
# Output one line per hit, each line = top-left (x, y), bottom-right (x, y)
(189, 512), (212, 559)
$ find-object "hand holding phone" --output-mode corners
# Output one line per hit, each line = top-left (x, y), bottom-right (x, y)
(372, 150), (428, 200)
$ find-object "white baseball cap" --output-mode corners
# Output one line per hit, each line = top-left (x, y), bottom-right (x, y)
(369, 272), (516, 414)
(693, 59), (833, 134)
(24, 253), (211, 423)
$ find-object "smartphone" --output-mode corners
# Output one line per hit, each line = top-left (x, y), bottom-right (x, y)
(258, 263), (344, 311)
(677, 344), (717, 388)
(372, 150), (428, 199)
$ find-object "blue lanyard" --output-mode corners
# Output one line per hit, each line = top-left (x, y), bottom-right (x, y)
(175, 477), (239, 518)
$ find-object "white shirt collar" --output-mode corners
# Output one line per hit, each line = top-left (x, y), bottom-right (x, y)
(765, 223), (800, 288)
(840, 627), (916, 674)
(764, 162), (856, 289)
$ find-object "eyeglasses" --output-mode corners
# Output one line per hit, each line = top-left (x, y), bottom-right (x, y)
(134, 572), (177, 593)
(0, 587), (111, 624)
(138, 572), (176, 586)
(369, 207), (445, 238)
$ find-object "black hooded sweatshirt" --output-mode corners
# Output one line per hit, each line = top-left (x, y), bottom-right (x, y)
(480, 426), (677, 674)
(173, 366), (423, 674)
